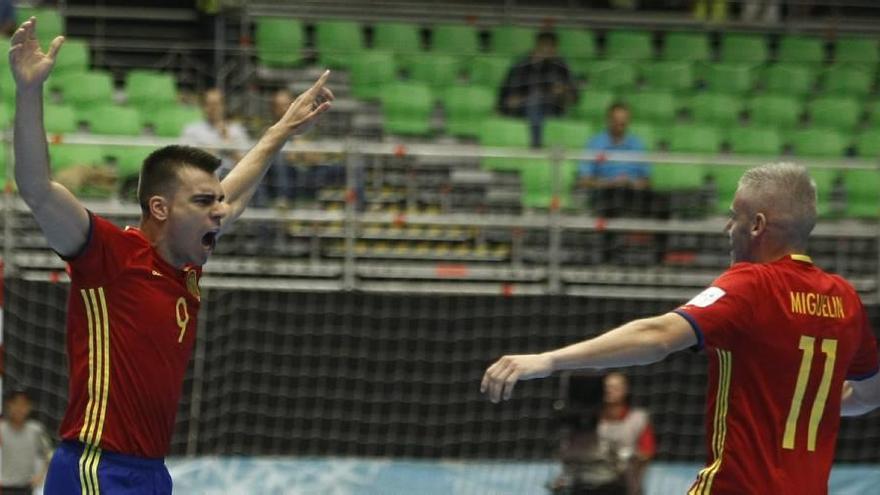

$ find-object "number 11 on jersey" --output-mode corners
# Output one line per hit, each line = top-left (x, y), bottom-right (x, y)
(783, 335), (838, 452)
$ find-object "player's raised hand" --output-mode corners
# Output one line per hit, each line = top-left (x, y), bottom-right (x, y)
(481, 353), (554, 403)
(276, 69), (335, 136)
(8, 17), (64, 89)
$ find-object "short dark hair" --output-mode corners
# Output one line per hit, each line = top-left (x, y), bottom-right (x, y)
(137, 145), (221, 215)
(607, 101), (630, 115)
(536, 31), (558, 46)
(4, 386), (31, 403)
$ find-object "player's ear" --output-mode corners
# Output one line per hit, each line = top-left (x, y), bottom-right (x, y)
(751, 212), (767, 237)
(148, 195), (170, 221)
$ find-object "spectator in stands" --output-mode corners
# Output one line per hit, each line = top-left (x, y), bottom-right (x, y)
(1, 387), (53, 495)
(181, 87), (251, 178)
(498, 31), (577, 148)
(0, 0), (15, 37)
(252, 87), (350, 209)
(597, 372), (655, 495)
(578, 102), (651, 217)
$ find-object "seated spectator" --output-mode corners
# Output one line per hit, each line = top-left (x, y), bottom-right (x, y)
(1, 387), (53, 495)
(181, 87), (250, 178)
(498, 31), (577, 148)
(597, 372), (655, 495)
(578, 102), (652, 217)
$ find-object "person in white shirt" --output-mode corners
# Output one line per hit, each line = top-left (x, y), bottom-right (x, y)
(181, 88), (250, 178)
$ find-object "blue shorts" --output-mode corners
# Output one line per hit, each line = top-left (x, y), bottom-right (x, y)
(44, 441), (171, 495)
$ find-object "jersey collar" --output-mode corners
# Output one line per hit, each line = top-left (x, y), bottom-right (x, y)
(789, 254), (813, 264)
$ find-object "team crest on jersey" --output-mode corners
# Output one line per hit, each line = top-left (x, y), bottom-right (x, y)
(186, 269), (200, 301)
(686, 287), (726, 308)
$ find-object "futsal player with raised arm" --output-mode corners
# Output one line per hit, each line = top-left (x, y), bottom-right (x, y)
(482, 163), (879, 495)
(10, 17), (334, 494)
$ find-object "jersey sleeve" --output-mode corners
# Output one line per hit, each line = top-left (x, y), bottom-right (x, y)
(63, 212), (130, 283)
(673, 266), (757, 351)
(847, 302), (879, 380)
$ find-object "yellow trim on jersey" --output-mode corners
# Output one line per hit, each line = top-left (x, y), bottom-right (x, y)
(790, 254), (813, 264)
(689, 349), (733, 495)
(77, 288), (111, 495)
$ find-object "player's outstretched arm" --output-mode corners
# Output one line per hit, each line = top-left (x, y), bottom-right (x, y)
(842, 372), (880, 416)
(481, 312), (696, 403)
(219, 70), (334, 230)
(11, 18), (89, 257)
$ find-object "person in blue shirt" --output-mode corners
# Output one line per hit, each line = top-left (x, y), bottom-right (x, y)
(578, 102), (653, 218)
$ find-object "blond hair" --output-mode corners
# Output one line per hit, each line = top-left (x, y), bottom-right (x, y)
(737, 162), (817, 247)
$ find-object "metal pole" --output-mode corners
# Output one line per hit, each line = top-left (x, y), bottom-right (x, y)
(186, 288), (210, 457)
(548, 147), (563, 294)
(343, 146), (358, 290)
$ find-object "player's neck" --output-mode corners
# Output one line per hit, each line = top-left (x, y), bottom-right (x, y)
(140, 219), (187, 269)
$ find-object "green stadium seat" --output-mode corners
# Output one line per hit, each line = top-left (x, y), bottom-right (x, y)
(520, 159), (577, 209)
(125, 70), (177, 109)
(254, 17), (305, 67)
(106, 146), (152, 178)
(44, 104), (78, 134)
(641, 62), (694, 92)
(662, 32), (711, 62)
(625, 92), (678, 123)
(747, 95), (802, 129)
(543, 119), (593, 149)
(0, 142), (7, 191)
(443, 85), (494, 137)
(409, 53), (461, 92)
(720, 33), (768, 63)
(470, 55), (514, 89)
(789, 128), (847, 157)
(704, 63), (755, 94)
(49, 144), (106, 170)
(82, 105), (143, 136)
(489, 25), (537, 58)
(572, 89), (616, 125)
(709, 165), (750, 213)
(822, 66), (873, 97)
(843, 169), (880, 218)
(586, 61), (637, 90)
(58, 71), (114, 108)
(53, 39), (89, 75)
(315, 20), (364, 69)
(152, 105), (203, 137)
(808, 167), (840, 218)
(372, 22), (422, 69)
(807, 96), (861, 131)
(686, 93), (743, 128)
(727, 126), (782, 155)
(479, 117), (530, 171)
(381, 82), (433, 136)
(835, 37), (879, 66)
(761, 63), (815, 96)
(349, 51), (398, 100)
(0, 102), (10, 129)
(854, 128), (880, 158)
(557, 28), (596, 77)
(651, 163), (706, 191)
(777, 36), (825, 65)
(431, 24), (479, 56)
(605, 30), (653, 61)
(668, 124), (722, 153)
(628, 122), (658, 150)
(19, 8), (63, 44)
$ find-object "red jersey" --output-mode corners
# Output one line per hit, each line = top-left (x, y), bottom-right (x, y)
(58, 213), (201, 458)
(675, 254), (878, 495)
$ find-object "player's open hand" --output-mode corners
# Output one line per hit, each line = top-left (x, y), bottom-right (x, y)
(481, 353), (554, 403)
(9, 17), (64, 89)
(277, 70), (335, 136)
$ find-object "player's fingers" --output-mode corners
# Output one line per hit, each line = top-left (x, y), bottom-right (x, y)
(46, 36), (65, 61)
(490, 363), (515, 403)
(10, 24), (27, 46)
(481, 360), (502, 394)
(319, 86), (335, 102)
(306, 69), (330, 96)
(503, 369), (521, 401)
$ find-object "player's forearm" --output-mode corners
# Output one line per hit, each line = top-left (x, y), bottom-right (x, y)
(220, 125), (288, 222)
(546, 317), (677, 371)
(13, 86), (54, 201)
